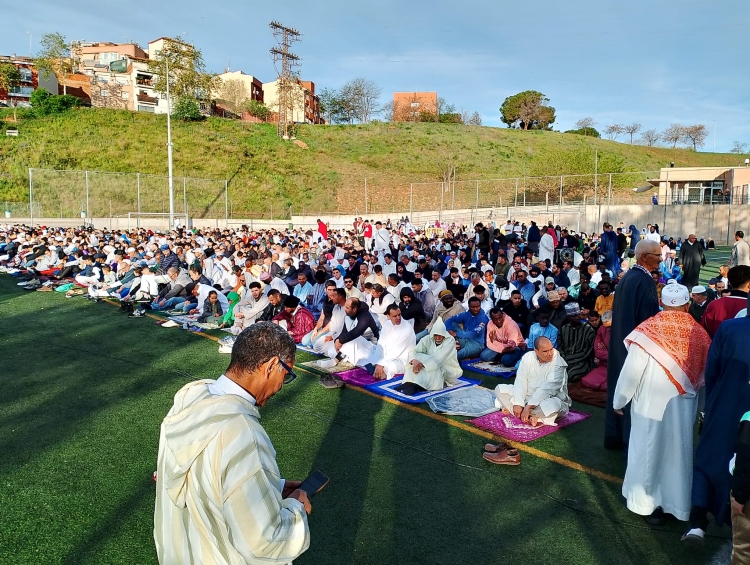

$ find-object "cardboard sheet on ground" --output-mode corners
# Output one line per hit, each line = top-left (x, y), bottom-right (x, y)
(299, 359), (356, 374)
(468, 409), (590, 442)
(168, 314), (200, 325)
(364, 376), (480, 405)
(426, 385), (500, 417)
(460, 359), (516, 379)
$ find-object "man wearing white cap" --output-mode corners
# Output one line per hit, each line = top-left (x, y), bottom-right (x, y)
(613, 280), (712, 526)
(688, 285), (712, 324)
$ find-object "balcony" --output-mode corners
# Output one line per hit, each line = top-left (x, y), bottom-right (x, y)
(135, 75), (154, 87)
(137, 91), (158, 104)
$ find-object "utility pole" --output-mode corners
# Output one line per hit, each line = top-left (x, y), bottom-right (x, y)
(166, 53), (174, 230)
(270, 22), (301, 140)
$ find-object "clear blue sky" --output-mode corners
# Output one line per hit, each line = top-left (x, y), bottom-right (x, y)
(3, 0), (748, 151)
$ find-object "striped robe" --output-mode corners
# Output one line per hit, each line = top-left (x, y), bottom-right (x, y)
(154, 380), (309, 564)
(558, 322), (596, 382)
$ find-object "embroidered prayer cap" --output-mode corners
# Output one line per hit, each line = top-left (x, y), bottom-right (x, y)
(260, 271), (272, 282)
(564, 302), (580, 315)
(661, 280), (690, 307)
(691, 285), (707, 294)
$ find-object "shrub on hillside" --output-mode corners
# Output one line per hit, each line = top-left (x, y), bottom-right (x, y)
(565, 127), (601, 138)
(172, 96), (204, 121)
(30, 88), (81, 116)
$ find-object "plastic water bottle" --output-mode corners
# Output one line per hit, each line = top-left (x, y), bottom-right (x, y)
(182, 323), (188, 330)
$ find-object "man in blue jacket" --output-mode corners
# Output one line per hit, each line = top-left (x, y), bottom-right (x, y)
(445, 296), (489, 361)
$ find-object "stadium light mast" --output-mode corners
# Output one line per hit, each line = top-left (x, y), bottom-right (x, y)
(165, 52), (174, 230)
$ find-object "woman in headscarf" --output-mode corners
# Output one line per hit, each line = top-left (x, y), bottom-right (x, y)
(629, 225), (640, 251)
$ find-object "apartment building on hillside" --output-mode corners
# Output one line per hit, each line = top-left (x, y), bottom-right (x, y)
(0, 55), (59, 108)
(262, 78), (324, 124)
(213, 70), (264, 117)
(392, 91), (438, 122)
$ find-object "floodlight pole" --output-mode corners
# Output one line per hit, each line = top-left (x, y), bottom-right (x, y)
(166, 54), (175, 231)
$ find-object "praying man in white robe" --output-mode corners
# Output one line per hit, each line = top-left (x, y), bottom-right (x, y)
(365, 305), (416, 380)
(401, 317), (462, 392)
(494, 336), (571, 426)
(613, 280), (711, 523)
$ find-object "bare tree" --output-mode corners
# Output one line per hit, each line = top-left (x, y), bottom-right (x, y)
(339, 77), (382, 123)
(639, 129), (659, 146)
(622, 122), (642, 144)
(681, 124), (709, 151)
(661, 124), (684, 148)
(731, 141), (748, 154)
(381, 100), (395, 122)
(604, 124), (624, 141)
(467, 111), (482, 126)
(576, 117), (597, 130)
(219, 79), (249, 117)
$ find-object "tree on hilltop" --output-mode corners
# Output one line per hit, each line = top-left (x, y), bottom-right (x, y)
(566, 127), (600, 138)
(604, 124), (624, 141)
(681, 124), (708, 151)
(575, 117), (597, 133)
(622, 123), (642, 144)
(639, 129), (659, 146)
(661, 124), (684, 148)
(731, 141), (748, 154)
(219, 79), (249, 117)
(499, 91), (555, 130)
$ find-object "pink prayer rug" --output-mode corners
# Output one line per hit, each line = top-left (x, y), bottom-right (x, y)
(335, 367), (386, 387)
(468, 409), (590, 442)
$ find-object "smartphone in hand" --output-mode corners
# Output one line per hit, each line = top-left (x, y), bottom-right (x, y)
(299, 470), (330, 498)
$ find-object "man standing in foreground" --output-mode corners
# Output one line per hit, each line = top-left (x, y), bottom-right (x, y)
(605, 240), (661, 450)
(731, 231), (750, 267)
(154, 323), (311, 564)
(683, 297), (750, 545)
(613, 281), (711, 525)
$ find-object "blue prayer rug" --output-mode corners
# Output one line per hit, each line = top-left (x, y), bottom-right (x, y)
(460, 359), (516, 379)
(364, 376), (480, 405)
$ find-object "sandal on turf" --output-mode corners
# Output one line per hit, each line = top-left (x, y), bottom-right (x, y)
(483, 450), (521, 465)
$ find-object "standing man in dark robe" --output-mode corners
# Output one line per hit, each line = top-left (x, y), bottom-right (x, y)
(680, 233), (706, 289)
(599, 223), (620, 277)
(682, 298), (750, 545)
(527, 221), (541, 254)
(604, 239), (661, 449)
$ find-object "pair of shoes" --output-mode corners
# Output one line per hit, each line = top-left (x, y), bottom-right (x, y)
(483, 447), (521, 465)
(644, 507), (666, 526)
(319, 374), (344, 389)
(36, 286), (54, 292)
(21, 280), (42, 289)
(681, 528), (705, 546)
(483, 442), (512, 453)
(129, 309), (145, 318)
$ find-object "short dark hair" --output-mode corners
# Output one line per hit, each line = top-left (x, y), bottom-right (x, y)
(208, 290), (218, 297)
(468, 296), (481, 305)
(325, 280), (337, 288)
(489, 307), (502, 316)
(728, 265), (750, 289)
(227, 322), (295, 375)
(385, 304), (400, 315)
(335, 288), (346, 299)
(737, 231), (745, 239)
(248, 281), (262, 290)
(267, 289), (281, 298)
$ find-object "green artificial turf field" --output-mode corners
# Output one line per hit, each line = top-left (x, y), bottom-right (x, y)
(0, 248), (735, 564)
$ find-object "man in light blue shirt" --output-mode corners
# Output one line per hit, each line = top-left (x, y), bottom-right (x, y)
(512, 270), (536, 308)
(445, 297), (489, 360)
(526, 308), (559, 349)
(292, 273), (313, 305)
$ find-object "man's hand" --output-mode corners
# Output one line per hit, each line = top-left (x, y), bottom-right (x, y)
(518, 341), (527, 350)
(732, 495), (746, 517)
(311, 329), (318, 339)
(373, 365), (386, 380)
(447, 330), (457, 337)
(289, 489), (312, 515)
(282, 480), (301, 499)
(488, 332), (496, 344)
(410, 359), (424, 374)
(334, 339), (342, 352)
(512, 405), (524, 419)
(236, 312), (244, 318)
(189, 309), (198, 315)
(324, 335), (333, 343)
(520, 404), (534, 423)
(159, 299), (166, 307)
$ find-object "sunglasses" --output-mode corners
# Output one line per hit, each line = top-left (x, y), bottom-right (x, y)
(279, 359), (298, 385)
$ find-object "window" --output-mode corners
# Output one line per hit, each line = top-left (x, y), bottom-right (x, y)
(19, 68), (32, 82)
(121, 91), (129, 100)
(115, 77), (129, 85)
(10, 86), (33, 96)
(99, 52), (119, 64)
(100, 90), (109, 97)
(138, 104), (155, 113)
(97, 75), (109, 83)
(411, 102), (419, 108)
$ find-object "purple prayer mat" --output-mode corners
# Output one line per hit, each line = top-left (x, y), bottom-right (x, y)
(335, 367), (386, 387)
(468, 409), (590, 443)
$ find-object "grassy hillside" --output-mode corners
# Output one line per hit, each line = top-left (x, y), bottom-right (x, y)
(0, 108), (746, 218)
